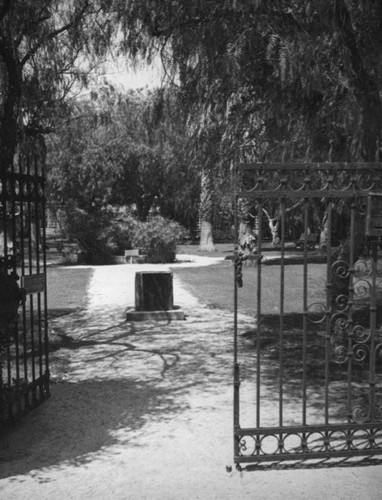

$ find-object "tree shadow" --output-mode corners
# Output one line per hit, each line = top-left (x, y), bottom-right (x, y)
(240, 454), (382, 471)
(239, 310), (382, 423)
(0, 377), (186, 480)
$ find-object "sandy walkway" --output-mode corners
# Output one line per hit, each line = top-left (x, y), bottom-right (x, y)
(1, 256), (382, 499)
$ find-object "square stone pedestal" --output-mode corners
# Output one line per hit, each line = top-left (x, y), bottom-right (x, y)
(126, 271), (184, 322)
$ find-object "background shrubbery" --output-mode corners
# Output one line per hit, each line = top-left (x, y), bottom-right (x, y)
(63, 208), (186, 264)
(101, 208), (139, 256)
(132, 216), (187, 263)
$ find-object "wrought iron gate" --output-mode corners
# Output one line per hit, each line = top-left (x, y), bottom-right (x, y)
(0, 137), (49, 425)
(233, 155), (382, 467)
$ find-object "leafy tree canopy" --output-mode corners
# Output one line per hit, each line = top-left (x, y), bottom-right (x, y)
(115, 0), (382, 161)
(0, 0), (115, 168)
(2, 0), (381, 168)
(48, 84), (200, 230)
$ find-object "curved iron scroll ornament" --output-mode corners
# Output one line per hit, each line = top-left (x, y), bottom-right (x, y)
(306, 251), (382, 424)
(237, 426), (382, 460)
(239, 163), (382, 198)
(329, 255), (382, 365)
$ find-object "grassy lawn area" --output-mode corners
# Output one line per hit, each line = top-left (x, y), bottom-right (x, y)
(46, 266), (94, 315)
(177, 243), (234, 258)
(173, 261), (327, 317)
(174, 260), (376, 392)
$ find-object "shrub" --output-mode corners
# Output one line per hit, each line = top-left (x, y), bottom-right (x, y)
(63, 206), (111, 264)
(63, 206), (138, 264)
(101, 209), (139, 255)
(132, 216), (187, 263)
(61, 207), (186, 265)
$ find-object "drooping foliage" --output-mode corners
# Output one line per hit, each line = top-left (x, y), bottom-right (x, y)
(47, 83), (200, 258)
(3, 1), (382, 165)
(105, 0), (382, 250)
(114, 0), (382, 162)
(0, 0), (114, 169)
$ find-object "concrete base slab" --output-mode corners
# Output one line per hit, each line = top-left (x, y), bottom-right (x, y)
(125, 307), (185, 322)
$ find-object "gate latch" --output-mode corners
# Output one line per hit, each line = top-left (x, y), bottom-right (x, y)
(366, 193), (382, 237)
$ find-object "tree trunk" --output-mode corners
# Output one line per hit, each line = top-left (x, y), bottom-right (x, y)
(269, 218), (280, 247)
(199, 220), (215, 251)
(199, 169), (216, 251)
(238, 221), (256, 255)
(0, 34), (22, 172)
(262, 208), (280, 247)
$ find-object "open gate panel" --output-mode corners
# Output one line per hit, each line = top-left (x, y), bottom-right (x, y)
(233, 161), (382, 466)
(0, 144), (49, 425)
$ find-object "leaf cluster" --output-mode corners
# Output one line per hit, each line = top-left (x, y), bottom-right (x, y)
(48, 83), (201, 236)
(0, 0), (117, 167)
(114, 0), (382, 163)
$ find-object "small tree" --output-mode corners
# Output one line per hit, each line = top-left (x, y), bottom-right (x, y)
(132, 216), (187, 263)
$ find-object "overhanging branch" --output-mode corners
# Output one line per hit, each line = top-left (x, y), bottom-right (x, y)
(21, 0), (90, 66)
(0, 0), (11, 23)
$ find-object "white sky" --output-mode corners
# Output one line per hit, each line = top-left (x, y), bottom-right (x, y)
(69, 54), (167, 103)
(97, 56), (165, 90)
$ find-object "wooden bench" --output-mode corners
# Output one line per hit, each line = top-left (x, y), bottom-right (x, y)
(294, 233), (318, 250)
(125, 248), (146, 264)
(124, 249), (141, 263)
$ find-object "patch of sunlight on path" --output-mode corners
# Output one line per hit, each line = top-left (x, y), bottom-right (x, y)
(86, 253), (226, 314)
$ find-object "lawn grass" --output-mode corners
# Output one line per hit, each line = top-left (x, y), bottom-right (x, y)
(47, 266), (94, 314)
(177, 243), (234, 258)
(174, 260), (378, 400)
(173, 261), (327, 317)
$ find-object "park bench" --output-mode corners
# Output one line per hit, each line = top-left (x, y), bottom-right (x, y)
(294, 233), (318, 250)
(124, 248), (146, 263)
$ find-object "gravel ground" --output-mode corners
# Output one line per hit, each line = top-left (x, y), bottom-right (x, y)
(1, 255), (382, 499)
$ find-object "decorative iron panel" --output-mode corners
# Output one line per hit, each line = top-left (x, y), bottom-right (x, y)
(0, 138), (49, 425)
(233, 158), (382, 468)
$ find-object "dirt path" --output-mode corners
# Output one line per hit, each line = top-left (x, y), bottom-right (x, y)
(1, 257), (382, 499)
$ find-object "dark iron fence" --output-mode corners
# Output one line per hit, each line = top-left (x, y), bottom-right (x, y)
(0, 137), (49, 425)
(233, 155), (382, 467)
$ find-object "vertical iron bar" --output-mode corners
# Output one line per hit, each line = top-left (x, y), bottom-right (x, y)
(10, 153), (21, 417)
(40, 155), (49, 394)
(19, 156), (28, 391)
(346, 201), (356, 421)
(2, 196), (12, 395)
(369, 241), (378, 420)
(256, 197), (263, 428)
(232, 158), (240, 458)
(302, 198), (309, 425)
(26, 154), (36, 400)
(325, 201), (333, 426)
(279, 199), (286, 428)
(33, 153), (43, 383)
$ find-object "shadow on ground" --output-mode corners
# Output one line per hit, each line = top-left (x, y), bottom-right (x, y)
(239, 454), (382, 471)
(0, 378), (186, 480)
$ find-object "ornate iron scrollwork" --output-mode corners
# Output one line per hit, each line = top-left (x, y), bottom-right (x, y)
(328, 254), (382, 365)
(309, 247), (382, 424)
